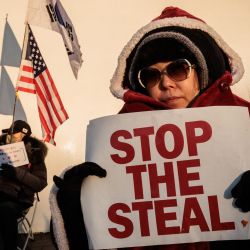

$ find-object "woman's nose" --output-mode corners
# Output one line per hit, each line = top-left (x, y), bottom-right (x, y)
(159, 73), (175, 89)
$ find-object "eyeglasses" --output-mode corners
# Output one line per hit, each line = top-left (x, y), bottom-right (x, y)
(137, 59), (196, 88)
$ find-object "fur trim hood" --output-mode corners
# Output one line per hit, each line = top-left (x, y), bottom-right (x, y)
(110, 6), (244, 100)
(24, 136), (48, 163)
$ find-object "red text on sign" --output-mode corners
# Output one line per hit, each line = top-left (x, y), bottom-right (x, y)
(110, 121), (212, 164)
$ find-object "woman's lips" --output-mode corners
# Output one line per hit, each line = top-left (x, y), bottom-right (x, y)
(161, 96), (181, 102)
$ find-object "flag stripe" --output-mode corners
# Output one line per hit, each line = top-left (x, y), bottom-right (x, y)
(37, 70), (66, 123)
(19, 75), (34, 83)
(38, 106), (56, 145)
(17, 61), (36, 92)
(41, 70), (65, 123)
(17, 87), (36, 94)
(38, 103), (56, 141)
(35, 78), (58, 131)
(22, 65), (33, 73)
(46, 70), (69, 119)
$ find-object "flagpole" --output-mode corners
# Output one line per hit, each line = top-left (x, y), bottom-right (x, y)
(11, 22), (29, 135)
(4, 13), (18, 135)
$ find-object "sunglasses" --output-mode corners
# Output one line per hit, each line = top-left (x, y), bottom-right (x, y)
(137, 59), (196, 88)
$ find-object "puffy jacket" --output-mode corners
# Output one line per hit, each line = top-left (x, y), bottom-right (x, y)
(0, 134), (48, 206)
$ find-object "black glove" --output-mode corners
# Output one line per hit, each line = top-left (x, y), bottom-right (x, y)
(53, 162), (107, 190)
(231, 170), (250, 212)
(0, 163), (16, 179)
(63, 161), (107, 180)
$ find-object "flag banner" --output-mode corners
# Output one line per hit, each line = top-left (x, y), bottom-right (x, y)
(0, 67), (27, 118)
(0, 20), (22, 67)
(82, 106), (250, 249)
(26, 0), (83, 78)
(16, 25), (69, 145)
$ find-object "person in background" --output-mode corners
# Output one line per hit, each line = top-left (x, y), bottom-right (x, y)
(109, 6), (250, 250)
(0, 120), (48, 250)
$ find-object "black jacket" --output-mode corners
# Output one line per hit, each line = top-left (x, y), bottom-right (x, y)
(0, 134), (48, 206)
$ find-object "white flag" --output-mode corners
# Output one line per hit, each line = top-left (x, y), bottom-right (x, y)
(26, 0), (83, 79)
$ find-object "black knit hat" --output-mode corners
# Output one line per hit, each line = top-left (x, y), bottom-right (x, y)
(128, 27), (230, 92)
(163, 27), (230, 85)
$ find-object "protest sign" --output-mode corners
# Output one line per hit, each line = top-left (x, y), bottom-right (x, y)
(82, 106), (250, 249)
(0, 141), (29, 167)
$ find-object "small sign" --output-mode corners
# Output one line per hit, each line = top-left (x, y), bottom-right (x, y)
(0, 141), (29, 167)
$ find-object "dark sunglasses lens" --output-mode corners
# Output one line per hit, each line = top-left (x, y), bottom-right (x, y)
(167, 60), (190, 81)
(140, 68), (161, 86)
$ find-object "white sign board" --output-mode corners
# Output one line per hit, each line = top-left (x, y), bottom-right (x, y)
(0, 141), (29, 167)
(82, 106), (250, 249)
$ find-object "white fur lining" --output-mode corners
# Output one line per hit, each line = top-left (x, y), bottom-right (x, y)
(49, 167), (72, 250)
(110, 16), (244, 100)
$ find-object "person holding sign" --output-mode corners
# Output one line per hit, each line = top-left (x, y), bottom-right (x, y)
(0, 120), (48, 250)
(109, 6), (250, 250)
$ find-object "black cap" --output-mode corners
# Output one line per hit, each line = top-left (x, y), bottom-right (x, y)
(4, 120), (32, 137)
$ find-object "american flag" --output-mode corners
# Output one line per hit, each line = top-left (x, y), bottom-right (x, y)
(16, 25), (69, 145)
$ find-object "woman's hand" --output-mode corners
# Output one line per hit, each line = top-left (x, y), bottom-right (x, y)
(231, 170), (250, 212)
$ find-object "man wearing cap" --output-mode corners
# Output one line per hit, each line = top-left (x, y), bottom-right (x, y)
(0, 120), (48, 250)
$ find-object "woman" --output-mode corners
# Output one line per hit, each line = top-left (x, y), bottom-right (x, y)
(110, 6), (250, 250)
